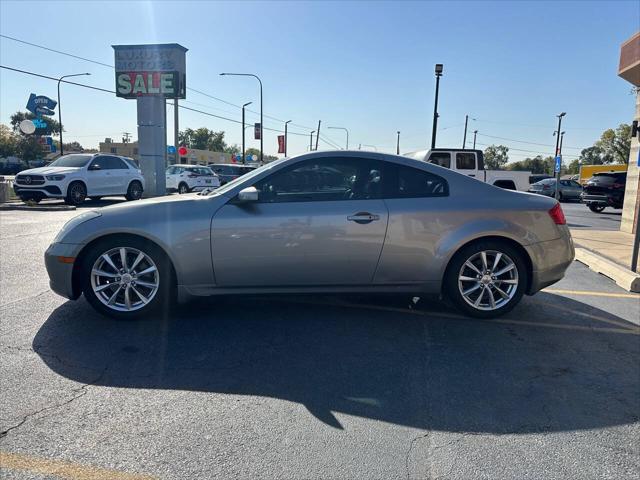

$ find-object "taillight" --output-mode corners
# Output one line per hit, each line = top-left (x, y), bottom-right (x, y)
(542, 184), (550, 190)
(548, 203), (566, 225)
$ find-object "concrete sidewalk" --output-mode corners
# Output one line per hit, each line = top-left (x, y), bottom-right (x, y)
(570, 229), (640, 292)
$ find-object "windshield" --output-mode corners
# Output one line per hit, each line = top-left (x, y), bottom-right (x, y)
(48, 154), (93, 168)
(206, 158), (290, 195)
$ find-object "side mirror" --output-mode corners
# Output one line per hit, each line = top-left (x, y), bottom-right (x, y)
(237, 186), (259, 202)
(88, 164), (101, 171)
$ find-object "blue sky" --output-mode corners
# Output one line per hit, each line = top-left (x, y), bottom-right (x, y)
(1, 0), (638, 159)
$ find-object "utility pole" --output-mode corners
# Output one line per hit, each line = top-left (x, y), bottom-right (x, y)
(242, 102), (252, 164)
(559, 131), (565, 155)
(315, 120), (321, 151)
(553, 112), (566, 200)
(431, 64), (443, 149)
(122, 132), (131, 143)
(310, 131), (315, 151)
(396, 131), (400, 155)
(57, 72), (90, 156)
(473, 130), (478, 149)
(327, 126), (349, 149)
(284, 120), (291, 156)
(462, 114), (469, 148)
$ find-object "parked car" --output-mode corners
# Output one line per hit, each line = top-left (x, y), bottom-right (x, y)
(210, 164), (256, 185)
(404, 149), (531, 191)
(581, 172), (627, 213)
(577, 164), (627, 185)
(527, 178), (582, 201)
(45, 151), (573, 320)
(166, 164), (220, 194)
(13, 153), (144, 205)
(528, 174), (553, 185)
(0, 162), (27, 175)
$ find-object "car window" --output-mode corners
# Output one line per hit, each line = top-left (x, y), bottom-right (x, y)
(560, 180), (569, 186)
(428, 152), (451, 168)
(253, 157), (383, 203)
(456, 153), (476, 170)
(384, 164), (449, 198)
(106, 156), (128, 169)
(167, 167), (176, 175)
(90, 156), (110, 170)
(214, 165), (232, 175)
(570, 181), (582, 188)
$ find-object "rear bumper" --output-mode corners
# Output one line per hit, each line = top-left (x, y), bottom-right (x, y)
(525, 230), (575, 294)
(44, 243), (82, 300)
(581, 193), (621, 206)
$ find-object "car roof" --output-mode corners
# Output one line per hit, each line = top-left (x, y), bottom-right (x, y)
(169, 164), (209, 168)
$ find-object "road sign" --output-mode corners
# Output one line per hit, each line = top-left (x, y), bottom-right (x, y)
(19, 119), (35, 135)
(167, 145), (176, 154)
(32, 119), (47, 129)
(178, 146), (188, 156)
(554, 155), (562, 173)
(35, 106), (55, 116)
(26, 94), (57, 115)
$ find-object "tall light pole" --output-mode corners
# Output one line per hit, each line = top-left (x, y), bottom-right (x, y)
(327, 126), (349, 149)
(396, 131), (400, 154)
(431, 63), (443, 149)
(462, 114), (469, 148)
(284, 120), (291, 156)
(472, 130), (478, 149)
(553, 112), (566, 200)
(310, 130), (315, 151)
(559, 131), (565, 155)
(57, 72), (90, 156)
(242, 102), (252, 164)
(220, 72), (263, 164)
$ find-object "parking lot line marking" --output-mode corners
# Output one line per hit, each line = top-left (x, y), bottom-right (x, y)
(544, 288), (640, 299)
(285, 299), (640, 335)
(0, 451), (155, 480)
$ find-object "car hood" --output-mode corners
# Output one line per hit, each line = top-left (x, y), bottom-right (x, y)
(19, 166), (82, 175)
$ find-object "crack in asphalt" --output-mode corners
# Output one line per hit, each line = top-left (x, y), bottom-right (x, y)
(0, 368), (106, 441)
(0, 290), (50, 309)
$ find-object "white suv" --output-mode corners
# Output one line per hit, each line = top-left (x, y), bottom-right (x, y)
(166, 164), (220, 194)
(13, 153), (145, 205)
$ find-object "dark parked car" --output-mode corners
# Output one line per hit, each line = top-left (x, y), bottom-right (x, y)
(581, 172), (627, 213)
(210, 164), (256, 185)
(528, 178), (582, 201)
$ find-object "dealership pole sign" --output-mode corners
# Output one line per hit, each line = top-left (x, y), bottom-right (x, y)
(113, 44), (187, 99)
(113, 43), (188, 197)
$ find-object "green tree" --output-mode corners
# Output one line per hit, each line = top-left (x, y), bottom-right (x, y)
(0, 124), (18, 157)
(179, 128), (228, 151)
(483, 144), (509, 170)
(507, 155), (554, 174)
(224, 144), (240, 155)
(595, 124), (631, 164)
(16, 135), (43, 161)
(578, 146), (606, 165)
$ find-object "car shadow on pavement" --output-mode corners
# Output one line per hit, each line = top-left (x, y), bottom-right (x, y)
(33, 294), (639, 433)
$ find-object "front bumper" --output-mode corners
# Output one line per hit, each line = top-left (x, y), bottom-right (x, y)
(14, 184), (64, 198)
(524, 230), (575, 294)
(44, 243), (82, 300)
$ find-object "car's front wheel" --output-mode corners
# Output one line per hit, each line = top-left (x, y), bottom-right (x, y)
(65, 181), (87, 205)
(178, 182), (190, 194)
(588, 204), (605, 213)
(445, 241), (527, 319)
(125, 181), (143, 201)
(80, 237), (174, 319)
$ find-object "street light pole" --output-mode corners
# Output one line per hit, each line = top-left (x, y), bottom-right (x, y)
(327, 126), (349, 149)
(310, 131), (315, 151)
(57, 72), (90, 156)
(431, 64), (443, 149)
(553, 112), (566, 200)
(242, 102), (252, 164)
(559, 131), (565, 155)
(462, 114), (469, 148)
(397, 131), (400, 155)
(284, 120), (291, 157)
(473, 130), (478, 149)
(220, 72), (263, 164)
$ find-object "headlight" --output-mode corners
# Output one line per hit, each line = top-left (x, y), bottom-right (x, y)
(46, 175), (66, 181)
(53, 211), (102, 244)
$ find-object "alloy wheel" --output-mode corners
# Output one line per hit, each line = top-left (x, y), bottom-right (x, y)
(457, 250), (519, 311)
(90, 247), (159, 312)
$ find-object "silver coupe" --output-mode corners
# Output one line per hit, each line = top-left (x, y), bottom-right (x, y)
(45, 151), (574, 319)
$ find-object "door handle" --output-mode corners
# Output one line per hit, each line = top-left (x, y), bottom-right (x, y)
(347, 212), (380, 224)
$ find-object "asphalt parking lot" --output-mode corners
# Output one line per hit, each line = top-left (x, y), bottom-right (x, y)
(562, 201), (622, 231)
(1, 204), (639, 479)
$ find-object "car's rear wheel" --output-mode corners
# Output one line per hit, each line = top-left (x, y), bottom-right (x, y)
(588, 204), (605, 213)
(80, 237), (174, 320)
(125, 181), (143, 201)
(445, 241), (527, 319)
(178, 182), (190, 194)
(65, 181), (86, 205)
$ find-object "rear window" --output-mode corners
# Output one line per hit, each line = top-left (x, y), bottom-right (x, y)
(456, 153), (476, 170)
(427, 152), (451, 169)
(385, 164), (449, 198)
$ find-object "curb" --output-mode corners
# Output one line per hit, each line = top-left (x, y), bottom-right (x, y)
(0, 203), (76, 211)
(574, 247), (640, 293)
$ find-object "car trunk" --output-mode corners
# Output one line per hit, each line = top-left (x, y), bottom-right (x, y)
(584, 174), (618, 194)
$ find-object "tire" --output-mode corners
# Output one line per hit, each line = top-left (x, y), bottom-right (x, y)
(125, 181), (143, 201)
(177, 182), (190, 194)
(588, 204), (605, 213)
(557, 192), (563, 202)
(444, 240), (527, 319)
(65, 181), (87, 205)
(19, 195), (41, 204)
(91, 196), (103, 201)
(80, 236), (175, 320)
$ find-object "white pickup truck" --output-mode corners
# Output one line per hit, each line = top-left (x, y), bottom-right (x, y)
(404, 148), (531, 192)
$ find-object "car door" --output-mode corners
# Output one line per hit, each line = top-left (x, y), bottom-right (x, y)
(211, 156), (389, 286)
(105, 156), (130, 194)
(166, 167), (176, 189)
(85, 156), (112, 195)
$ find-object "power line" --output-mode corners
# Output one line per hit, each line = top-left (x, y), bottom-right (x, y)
(473, 140), (579, 158)
(476, 132), (585, 151)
